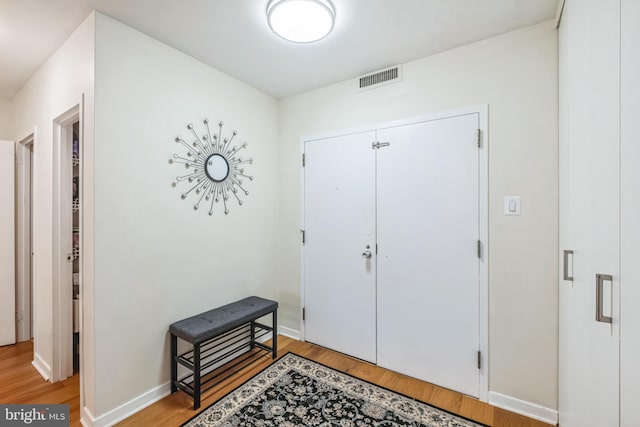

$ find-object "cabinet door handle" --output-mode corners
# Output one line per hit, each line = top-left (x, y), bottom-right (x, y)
(596, 274), (613, 324)
(563, 250), (574, 281)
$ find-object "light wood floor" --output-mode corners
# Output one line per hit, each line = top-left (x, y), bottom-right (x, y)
(0, 341), (80, 425)
(1, 337), (554, 427)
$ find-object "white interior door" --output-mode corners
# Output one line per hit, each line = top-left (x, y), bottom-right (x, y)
(303, 131), (377, 363)
(0, 140), (16, 346)
(376, 114), (480, 398)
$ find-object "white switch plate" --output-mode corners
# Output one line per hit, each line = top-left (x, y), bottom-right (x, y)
(504, 196), (521, 216)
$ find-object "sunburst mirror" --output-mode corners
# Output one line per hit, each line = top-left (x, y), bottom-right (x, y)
(169, 119), (253, 215)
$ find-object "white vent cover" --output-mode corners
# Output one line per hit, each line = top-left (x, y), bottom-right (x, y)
(358, 65), (402, 91)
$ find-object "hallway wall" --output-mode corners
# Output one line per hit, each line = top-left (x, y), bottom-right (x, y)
(91, 13), (280, 422)
(278, 21), (559, 417)
(10, 13), (95, 390)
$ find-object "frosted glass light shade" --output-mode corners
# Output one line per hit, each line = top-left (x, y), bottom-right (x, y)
(267, 0), (335, 43)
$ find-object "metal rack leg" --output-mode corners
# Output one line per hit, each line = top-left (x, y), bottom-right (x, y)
(250, 321), (255, 350)
(170, 334), (177, 394)
(272, 310), (277, 359)
(193, 343), (201, 410)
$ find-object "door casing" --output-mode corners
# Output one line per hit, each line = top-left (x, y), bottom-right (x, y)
(16, 134), (34, 343)
(52, 104), (81, 382)
(0, 139), (16, 347)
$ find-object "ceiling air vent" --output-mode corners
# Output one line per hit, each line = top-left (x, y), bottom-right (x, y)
(358, 65), (402, 91)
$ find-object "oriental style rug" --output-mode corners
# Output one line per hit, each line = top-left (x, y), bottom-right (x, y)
(181, 353), (485, 427)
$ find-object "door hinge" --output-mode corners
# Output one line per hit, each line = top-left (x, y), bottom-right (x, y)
(376, 243), (378, 255)
(302, 307), (306, 321)
(477, 240), (482, 259)
(301, 229), (306, 244)
(372, 141), (391, 149)
(302, 153), (305, 167)
(477, 129), (481, 148)
(477, 351), (482, 369)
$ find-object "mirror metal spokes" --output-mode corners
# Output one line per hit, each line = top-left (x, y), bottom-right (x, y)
(169, 119), (253, 215)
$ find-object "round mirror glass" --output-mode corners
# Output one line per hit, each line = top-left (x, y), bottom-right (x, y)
(205, 154), (230, 182)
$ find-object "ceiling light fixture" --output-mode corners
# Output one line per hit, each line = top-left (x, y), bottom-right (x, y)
(267, 0), (335, 43)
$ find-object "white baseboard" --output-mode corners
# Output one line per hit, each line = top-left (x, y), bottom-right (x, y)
(81, 382), (171, 427)
(488, 391), (558, 425)
(32, 352), (51, 381)
(79, 328), (299, 427)
(278, 326), (300, 340)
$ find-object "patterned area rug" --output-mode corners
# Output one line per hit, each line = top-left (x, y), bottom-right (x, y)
(182, 353), (486, 427)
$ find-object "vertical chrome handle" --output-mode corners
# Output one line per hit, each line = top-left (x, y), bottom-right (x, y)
(563, 250), (574, 281)
(596, 274), (613, 324)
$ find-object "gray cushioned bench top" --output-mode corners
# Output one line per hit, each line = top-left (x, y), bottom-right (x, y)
(169, 296), (278, 344)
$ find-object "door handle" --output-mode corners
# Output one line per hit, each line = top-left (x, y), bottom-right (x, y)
(563, 250), (574, 281)
(362, 245), (372, 259)
(595, 273), (613, 324)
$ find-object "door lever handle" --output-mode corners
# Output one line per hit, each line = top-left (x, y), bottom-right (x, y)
(362, 245), (372, 259)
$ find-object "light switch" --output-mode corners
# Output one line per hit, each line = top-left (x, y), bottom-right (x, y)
(504, 196), (521, 216)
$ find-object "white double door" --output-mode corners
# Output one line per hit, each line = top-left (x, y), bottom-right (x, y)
(303, 113), (481, 398)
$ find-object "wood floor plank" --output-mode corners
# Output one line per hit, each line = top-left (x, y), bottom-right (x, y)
(0, 337), (556, 427)
(0, 341), (80, 426)
(460, 395), (494, 426)
(119, 336), (556, 427)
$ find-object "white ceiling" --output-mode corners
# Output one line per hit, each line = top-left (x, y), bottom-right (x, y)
(0, 0), (559, 100)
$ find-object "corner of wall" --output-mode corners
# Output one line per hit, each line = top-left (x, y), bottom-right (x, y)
(82, 383), (170, 427)
(489, 391), (559, 425)
(31, 351), (52, 381)
(0, 98), (13, 140)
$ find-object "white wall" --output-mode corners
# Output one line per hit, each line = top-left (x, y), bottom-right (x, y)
(10, 12), (95, 387)
(92, 13), (280, 420)
(0, 98), (11, 139)
(278, 21), (558, 411)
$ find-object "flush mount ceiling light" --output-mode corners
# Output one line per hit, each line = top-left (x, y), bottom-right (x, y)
(267, 0), (335, 43)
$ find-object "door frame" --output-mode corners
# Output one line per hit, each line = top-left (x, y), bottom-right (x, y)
(16, 134), (35, 342)
(52, 104), (81, 382)
(299, 105), (489, 402)
(0, 139), (16, 347)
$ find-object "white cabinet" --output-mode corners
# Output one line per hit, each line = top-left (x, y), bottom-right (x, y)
(559, 0), (639, 425)
(619, 0), (640, 425)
